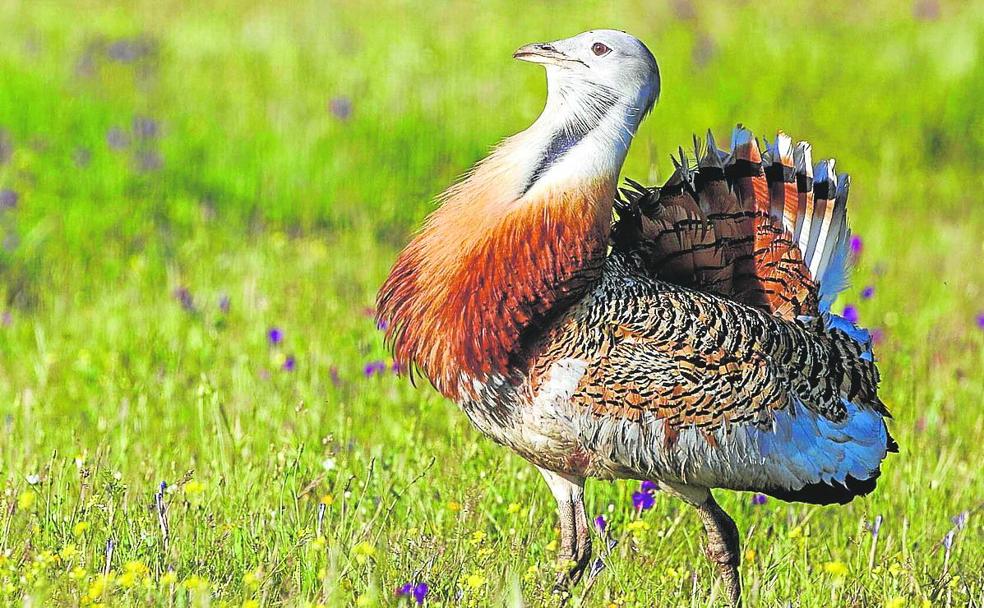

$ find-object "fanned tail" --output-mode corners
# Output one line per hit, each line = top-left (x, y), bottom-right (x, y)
(613, 124), (856, 320)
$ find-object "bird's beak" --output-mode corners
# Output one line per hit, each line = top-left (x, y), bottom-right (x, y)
(513, 42), (569, 65)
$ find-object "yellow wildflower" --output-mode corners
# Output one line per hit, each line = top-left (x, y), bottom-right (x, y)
(160, 571), (177, 586)
(118, 571), (138, 588)
(744, 548), (756, 563)
(626, 520), (651, 539)
(124, 561), (149, 577)
(59, 544), (79, 561)
(184, 480), (205, 496)
(320, 493), (334, 506)
(120, 561), (148, 587)
(545, 539), (558, 551)
(823, 561), (848, 577)
(311, 536), (326, 551)
(355, 595), (371, 607)
(87, 574), (112, 599)
(885, 598), (905, 608)
(470, 530), (486, 546)
(73, 521), (91, 537)
(888, 562), (903, 577)
(17, 491), (36, 511)
(352, 541), (376, 564)
(523, 564), (539, 583)
(447, 501), (461, 512)
(69, 566), (87, 580)
(182, 574), (210, 593)
(242, 600), (260, 608)
(507, 502), (521, 514)
(36, 550), (57, 567)
(465, 573), (486, 589)
(244, 569), (262, 589)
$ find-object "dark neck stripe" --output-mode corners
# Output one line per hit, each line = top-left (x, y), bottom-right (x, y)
(519, 85), (622, 197)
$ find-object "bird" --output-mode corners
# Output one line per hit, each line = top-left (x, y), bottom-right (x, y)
(376, 29), (896, 606)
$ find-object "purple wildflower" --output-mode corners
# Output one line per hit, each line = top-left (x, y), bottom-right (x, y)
(861, 286), (874, 300)
(329, 366), (341, 386)
(363, 360), (387, 377)
(870, 328), (885, 345)
(751, 493), (767, 506)
(640, 480), (658, 494)
(218, 294), (230, 313)
(106, 37), (153, 63)
(412, 583), (428, 604)
(283, 355), (296, 372)
(136, 150), (163, 172)
(0, 189), (17, 209)
(173, 287), (194, 311)
(267, 327), (283, 345)
(106, 127), (130, 150)
(942, 529), (955, 551)
(867, 514), (882, 538)
(594, 515), (607, 533)
(132, 116), (160, 139)
(391, 361), (403, 375)
(1, 311), (11, 327)
(849, 235), (863, 258)
(976, 312), (984, 330)
(396, 582), (428, 604)
(951, 511), (968, 530)
(377, 318), (389, 331)
(632, 491), (655, 511)
(329, 97), (353, 121)
(842, 305), (859, 324)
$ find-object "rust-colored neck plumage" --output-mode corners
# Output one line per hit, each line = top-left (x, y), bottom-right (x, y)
(377, 155), (615, 399)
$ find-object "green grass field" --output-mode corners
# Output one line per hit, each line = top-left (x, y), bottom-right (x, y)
(0, 1), (982, 606)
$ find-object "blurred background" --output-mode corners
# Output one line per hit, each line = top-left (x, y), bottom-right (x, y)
(0, 1), (981, 606)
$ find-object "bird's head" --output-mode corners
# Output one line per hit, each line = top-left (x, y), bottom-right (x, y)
(514, 30), (660, 135)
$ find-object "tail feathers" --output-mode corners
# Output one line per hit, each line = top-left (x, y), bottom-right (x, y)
(613, 124), (857, 320)
(755, 398), (895, 505)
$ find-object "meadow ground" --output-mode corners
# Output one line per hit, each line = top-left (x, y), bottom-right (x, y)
(0, 1), (982, 606)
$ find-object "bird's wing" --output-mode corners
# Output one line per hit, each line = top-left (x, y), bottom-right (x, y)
(612, 126), (851, 319)
(536, 279), (894, 504)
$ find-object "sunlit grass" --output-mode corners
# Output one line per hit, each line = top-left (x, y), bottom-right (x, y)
(0, 0), (981, 606)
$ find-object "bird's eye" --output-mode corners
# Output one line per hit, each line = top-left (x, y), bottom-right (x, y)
(591, 42), (611, 56)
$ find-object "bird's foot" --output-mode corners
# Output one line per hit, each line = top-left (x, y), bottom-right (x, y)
(550, 544), (593, 596)
(703, 542), (742, 607)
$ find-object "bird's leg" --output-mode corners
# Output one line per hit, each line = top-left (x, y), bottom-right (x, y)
(537, 467), (591, 592)
(660, 482), (741, 607)
(572, 496), (592, 582)
(697, 494), (742, 607)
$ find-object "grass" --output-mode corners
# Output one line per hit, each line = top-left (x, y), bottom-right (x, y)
(0, 0), (981, 606)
